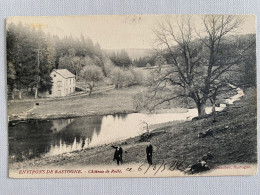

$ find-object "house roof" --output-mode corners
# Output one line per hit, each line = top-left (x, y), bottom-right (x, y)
(53, 69), (75, 79)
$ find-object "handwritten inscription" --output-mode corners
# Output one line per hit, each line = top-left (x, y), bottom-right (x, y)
(126, 158), (187, 176)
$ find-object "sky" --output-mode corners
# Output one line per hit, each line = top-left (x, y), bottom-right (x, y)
(7, 15), (256, 50)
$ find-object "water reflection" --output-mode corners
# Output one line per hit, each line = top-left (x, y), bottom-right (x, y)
(9, 116), (102, 161)
(9, 113), (188, 161)
(45, 116), (102, 156)
(50, 118), (74, 132)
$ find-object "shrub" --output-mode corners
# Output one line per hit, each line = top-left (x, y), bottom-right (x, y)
(110, 67), (144, 88)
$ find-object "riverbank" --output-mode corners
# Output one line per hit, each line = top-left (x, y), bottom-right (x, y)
(9, 87), (257, 173)
(8, 85), (237, 122)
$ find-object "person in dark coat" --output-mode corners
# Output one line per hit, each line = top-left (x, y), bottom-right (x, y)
(146, 142), (153, 165)
(118, 147), (123, 165)
(112, 145), (123, 165)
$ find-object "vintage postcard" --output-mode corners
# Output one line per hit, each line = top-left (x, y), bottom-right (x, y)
(7, 15), (257, 178)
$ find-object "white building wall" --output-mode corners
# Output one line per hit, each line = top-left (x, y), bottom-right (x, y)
(50, 71), (63, 97)
(49, 71), (75, 97)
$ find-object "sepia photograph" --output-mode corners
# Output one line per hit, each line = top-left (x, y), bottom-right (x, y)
(6, 14), (257, 178)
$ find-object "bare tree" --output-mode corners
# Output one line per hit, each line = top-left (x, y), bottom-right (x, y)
(140, 121), (150, 134)
(145, 15), (251, 117)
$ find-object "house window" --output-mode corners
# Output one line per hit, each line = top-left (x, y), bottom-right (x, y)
(57, 81), (62, 88)
(70, 79), (71, 84)
(54, 74), (56, 77)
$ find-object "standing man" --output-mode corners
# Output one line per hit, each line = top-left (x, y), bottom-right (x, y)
(146, 141), (153, 165)
(118, 147), (123, 165)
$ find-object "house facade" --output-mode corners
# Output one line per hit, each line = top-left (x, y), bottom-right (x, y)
(49, 69), (76, 97)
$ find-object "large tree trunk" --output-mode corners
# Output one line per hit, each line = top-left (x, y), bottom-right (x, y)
(197, 101), (207, 117)
(211, 94), (217, 122)
(212, 100), (216, 122)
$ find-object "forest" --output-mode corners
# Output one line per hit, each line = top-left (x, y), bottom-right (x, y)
(7, 22), (140, 98)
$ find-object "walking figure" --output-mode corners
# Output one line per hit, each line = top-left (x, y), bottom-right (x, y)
(112, 145), (123, 165)
(146, 142), (153, 165)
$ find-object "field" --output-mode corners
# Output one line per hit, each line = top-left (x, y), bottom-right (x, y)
(8, 85), (147, 121)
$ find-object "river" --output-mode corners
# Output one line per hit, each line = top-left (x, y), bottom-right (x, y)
(8, 86), (244, 162)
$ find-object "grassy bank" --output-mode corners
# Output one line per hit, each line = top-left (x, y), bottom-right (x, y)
(8, 86), (146, 121)
(9, 87), (257, 172)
